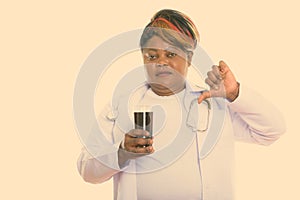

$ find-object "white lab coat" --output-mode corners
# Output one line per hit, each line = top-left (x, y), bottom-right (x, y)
(77, 82), (285, 200)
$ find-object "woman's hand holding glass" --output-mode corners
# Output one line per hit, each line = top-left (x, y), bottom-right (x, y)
(118, 129), (154, 168)
(123, 129), (154, 154)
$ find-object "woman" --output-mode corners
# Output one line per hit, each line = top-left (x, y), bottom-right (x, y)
(77, 9), (285, 200)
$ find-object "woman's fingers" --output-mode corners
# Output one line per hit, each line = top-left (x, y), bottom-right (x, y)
(127, 136), (153, 147)
(211, 65), (223, 81)
(126, 145), (154, 154)
(205, 77), (219, 90)
(124, 129), (154, 154)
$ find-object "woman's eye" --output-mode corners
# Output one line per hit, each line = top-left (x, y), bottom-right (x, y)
(167, 52), (177, 58)
(146, 54), (157, 60)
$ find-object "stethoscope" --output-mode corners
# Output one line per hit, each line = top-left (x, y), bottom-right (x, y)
(188, 90), (211, 132)
(187, 91), (212, 200)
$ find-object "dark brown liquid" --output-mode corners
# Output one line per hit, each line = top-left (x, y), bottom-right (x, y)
(134, 112), (153, 136)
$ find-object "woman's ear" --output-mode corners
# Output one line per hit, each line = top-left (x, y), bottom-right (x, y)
(187, 51), (193, 66)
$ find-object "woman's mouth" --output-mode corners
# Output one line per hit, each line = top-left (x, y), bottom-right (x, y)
(156, 71), (172, 77)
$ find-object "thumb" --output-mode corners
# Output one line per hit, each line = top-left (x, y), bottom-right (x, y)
(197, 90), (211, 104)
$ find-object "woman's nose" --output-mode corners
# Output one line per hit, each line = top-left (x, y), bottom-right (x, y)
(156, 55), (168, 67)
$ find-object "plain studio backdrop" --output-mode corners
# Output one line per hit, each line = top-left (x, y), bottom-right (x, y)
(1, 1), (299, 199)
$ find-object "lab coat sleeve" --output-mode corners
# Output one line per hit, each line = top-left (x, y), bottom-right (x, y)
(77, 148), (120, 184)
(227, 85), (286, 145)
(77, 104), (126, 184)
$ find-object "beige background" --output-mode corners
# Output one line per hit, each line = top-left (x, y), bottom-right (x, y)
(1, 0), (299, 199)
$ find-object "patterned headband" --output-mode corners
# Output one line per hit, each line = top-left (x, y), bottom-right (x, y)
(151, 17), (193, 40)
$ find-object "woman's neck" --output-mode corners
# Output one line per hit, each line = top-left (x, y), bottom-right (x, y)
(149, 83), (185, 96)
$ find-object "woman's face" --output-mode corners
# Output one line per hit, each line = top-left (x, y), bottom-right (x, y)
(142, 35), (192, 95)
